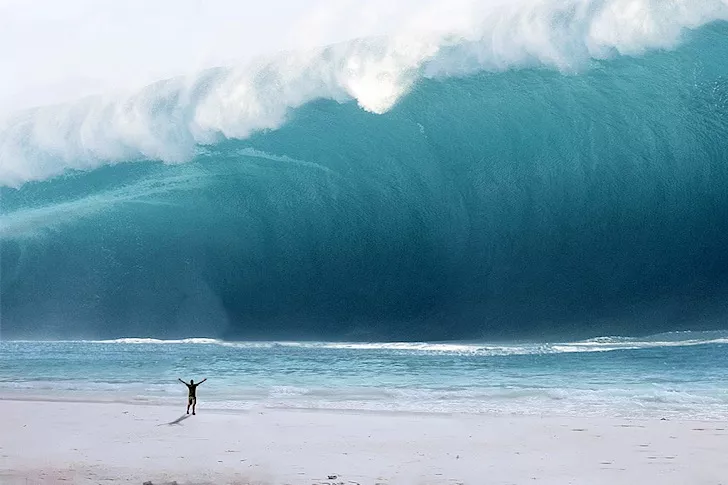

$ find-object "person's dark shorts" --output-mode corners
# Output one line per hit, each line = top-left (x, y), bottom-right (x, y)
(188, 396), (196, 405)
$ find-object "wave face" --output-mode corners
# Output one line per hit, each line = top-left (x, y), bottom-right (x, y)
(1, 14), (728, 340)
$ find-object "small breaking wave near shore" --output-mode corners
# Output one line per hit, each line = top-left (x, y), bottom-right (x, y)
(14, 330), (725, 357)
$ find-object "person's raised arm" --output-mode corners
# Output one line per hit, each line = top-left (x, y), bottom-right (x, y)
(178, 378), (186, 384)
(199, 378), (207, 385)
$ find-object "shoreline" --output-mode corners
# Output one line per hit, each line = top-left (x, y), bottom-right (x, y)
(3, 394), (725, 422)
(3, 399), (727, 484)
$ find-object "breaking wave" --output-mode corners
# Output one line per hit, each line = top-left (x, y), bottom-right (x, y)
(2, 0), (727, 185)
(1, 1), (728, 341)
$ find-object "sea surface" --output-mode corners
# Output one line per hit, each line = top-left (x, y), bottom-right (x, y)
(1, 3), (727, 425)
(2, 332), (728, 419)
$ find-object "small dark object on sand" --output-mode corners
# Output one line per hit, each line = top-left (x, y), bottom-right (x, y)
(328, 475), (338, 479)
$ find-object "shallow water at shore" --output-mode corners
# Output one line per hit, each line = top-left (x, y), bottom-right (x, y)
(2, 333), (728, 419)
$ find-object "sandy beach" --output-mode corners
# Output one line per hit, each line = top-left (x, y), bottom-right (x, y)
(1, 399), (726, 484)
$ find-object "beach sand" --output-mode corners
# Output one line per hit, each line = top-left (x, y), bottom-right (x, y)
(1, 399), (726, 484)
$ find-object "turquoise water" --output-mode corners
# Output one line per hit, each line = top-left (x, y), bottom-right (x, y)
(2, 23), (728, 342)
(2, 332), (728, 419)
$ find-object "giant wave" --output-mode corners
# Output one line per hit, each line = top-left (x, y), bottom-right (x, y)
(1, 1), (728, 340)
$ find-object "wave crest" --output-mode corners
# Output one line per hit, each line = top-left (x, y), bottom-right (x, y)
(2, 0), (727, 186)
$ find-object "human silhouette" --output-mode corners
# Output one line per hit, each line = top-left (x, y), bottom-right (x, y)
(178, 378), (207, 415)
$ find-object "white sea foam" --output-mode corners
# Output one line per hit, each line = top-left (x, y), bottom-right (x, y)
(1, 0), (727, 186)
(92, 337), (223, 345)
(62, 330), (728, 356)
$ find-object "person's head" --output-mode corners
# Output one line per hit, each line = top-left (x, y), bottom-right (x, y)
(190, 379), (194, 385)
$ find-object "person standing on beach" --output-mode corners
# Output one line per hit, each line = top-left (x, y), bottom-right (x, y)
(178, 378), (206, 415)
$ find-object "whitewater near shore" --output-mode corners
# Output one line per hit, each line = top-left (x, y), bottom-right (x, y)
(1, 399), (726, 485)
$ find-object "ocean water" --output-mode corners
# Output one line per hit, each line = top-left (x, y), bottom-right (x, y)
(1, 4), (728, 341)
(1, 2), (728, 422)
(2, 332), (728, 419)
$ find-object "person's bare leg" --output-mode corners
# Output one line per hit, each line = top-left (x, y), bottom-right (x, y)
(192, 400), (196, 415)
(186, 401), (190, 414)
